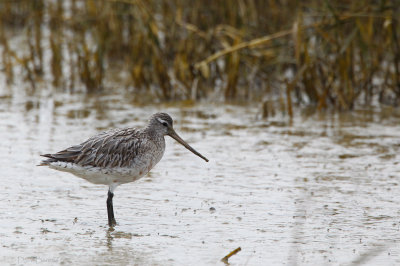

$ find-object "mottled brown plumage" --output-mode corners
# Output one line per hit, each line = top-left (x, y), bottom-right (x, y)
(39, 112), (208, 227)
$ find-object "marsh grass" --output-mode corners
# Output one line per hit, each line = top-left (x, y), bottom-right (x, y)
(0, 0), (399, 115)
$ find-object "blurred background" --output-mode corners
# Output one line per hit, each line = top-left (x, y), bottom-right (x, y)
(1, 0), (399, 114)
(1, 1), (400, 265)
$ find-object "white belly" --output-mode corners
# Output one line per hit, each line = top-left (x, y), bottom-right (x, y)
(48, 148), (164, 188)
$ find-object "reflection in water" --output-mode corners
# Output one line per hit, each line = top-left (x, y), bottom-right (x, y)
(106, 227), (114, 251)
(1, 90), (400, 264)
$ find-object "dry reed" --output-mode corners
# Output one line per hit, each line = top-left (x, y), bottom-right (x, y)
(0, 0), (399, 115)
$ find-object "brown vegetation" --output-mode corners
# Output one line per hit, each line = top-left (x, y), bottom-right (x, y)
(0, 0), (399, 115)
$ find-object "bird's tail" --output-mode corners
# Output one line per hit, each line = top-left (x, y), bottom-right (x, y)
(37, 154), (57, 166)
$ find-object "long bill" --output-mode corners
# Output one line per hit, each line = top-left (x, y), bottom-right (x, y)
(168, 130), (209, 162)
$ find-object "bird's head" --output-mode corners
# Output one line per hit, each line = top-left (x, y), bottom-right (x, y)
(149, 113), (209, 162)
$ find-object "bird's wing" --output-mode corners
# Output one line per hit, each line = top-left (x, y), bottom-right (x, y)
(41, 128), (147, 168)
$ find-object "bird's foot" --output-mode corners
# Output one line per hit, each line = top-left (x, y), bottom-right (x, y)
(108, 218), (117, 228)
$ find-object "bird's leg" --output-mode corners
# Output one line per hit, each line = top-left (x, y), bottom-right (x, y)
(107, 189), (117, 227)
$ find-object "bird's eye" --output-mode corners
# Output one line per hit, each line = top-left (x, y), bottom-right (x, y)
(162, 122), (168, 127)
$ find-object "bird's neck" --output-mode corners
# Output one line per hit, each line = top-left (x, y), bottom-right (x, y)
(143, 125), (164, 143)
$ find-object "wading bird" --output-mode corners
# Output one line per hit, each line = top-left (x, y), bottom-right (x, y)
(39, 113), (208, 227)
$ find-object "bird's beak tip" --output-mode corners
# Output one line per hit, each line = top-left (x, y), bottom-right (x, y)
(169, 130), (209, 162)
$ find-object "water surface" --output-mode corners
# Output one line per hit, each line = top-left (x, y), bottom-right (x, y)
(1, 91), (400, 265)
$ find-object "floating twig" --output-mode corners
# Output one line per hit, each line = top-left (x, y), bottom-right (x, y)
(221, 247), (241, 264)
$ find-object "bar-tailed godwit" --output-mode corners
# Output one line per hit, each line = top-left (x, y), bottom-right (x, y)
(40, 113), (208, 227)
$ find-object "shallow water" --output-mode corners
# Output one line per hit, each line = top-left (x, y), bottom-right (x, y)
(1, 90), (400, 265)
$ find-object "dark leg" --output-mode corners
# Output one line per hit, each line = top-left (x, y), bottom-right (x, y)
(107, 190), (117, 227)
